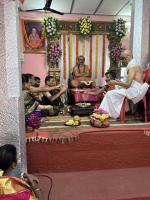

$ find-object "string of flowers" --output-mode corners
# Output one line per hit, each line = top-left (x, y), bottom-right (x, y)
(107, 18), (127, 65)
(42, 16), (59, 38)
(110, 43), (122, 62)
(47, 43), (62, 65)
(78, 16), (92, 37)
(113, 18), (127, 38)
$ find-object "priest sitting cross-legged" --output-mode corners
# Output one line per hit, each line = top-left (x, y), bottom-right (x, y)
(70, 55), (94, 88)
(99, 49), (149, 119)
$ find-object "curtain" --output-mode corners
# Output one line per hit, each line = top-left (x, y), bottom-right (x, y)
(59, 33), (110, 86)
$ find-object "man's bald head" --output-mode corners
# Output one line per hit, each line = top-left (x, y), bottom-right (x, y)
(121, 49), (133, 64)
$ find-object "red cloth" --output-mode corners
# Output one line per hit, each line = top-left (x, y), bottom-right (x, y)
(71, 88), (102, 103)
(143, 68), (150, 84)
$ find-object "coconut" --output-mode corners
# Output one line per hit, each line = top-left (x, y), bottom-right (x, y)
(102, 120), (109, 126)
(94, 119), (102, 127)
(73, 115), (80, 121)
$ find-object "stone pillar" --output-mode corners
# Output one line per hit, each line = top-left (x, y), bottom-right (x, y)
(0, 0), (27, 174)
(131, 0), (150, 66)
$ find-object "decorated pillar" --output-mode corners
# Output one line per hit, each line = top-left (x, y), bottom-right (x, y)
(131, 0), (150, 66)
(0, 0), (26, 174)
(43, 17), (61, 82)
(107, 18), (127, 77)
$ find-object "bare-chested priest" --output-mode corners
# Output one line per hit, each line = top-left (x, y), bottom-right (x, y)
(99, 50), (149, 119)
(70, 55), (93, 88)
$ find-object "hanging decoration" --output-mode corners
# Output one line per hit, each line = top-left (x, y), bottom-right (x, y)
(63, 34), (67, 80)
(95, 33), (99, 79)
(76, 34), (79, 63)
(113, 18), (127, 38)
(107, 18), (127, 71)
(47, 43), (62, 65)
(42, 16), (61, 79)
(78, 16), (92, 37)
(42, 16), (59, 38)
(69, 33), (73, 74)
(82, 37), (85, 56)
(102, 34), (106, 77)
(89, 36), (93, 77)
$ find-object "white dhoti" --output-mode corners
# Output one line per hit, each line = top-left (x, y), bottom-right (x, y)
(100, 80), (149, 119)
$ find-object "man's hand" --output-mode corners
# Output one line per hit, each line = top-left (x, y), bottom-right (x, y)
(55, 84), (61, 89)
(61, 84), (67, 92)
(108, 80), (118, 85)
(22, 173), (39, 189)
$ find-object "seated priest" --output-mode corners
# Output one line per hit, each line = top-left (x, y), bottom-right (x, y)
(143, 63), (150, 115)
(42, 75), (67, 109)
(99, 50), (149, 119)
(70, 55), (94, 88)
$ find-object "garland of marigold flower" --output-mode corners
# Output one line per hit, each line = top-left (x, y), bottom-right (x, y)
(76, 34), (79, 63)
(89, 35), (93, 77)
(63, 34), (66, 80)
(95, 33), (99, 78)
(102, 33), (106, 77)
(69, 33), (73, 74)
(22, 20), (44, 49)
(82, 37), (85, 56)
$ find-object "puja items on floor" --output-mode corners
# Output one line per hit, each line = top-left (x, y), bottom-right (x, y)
(64, 115), (81, 126)
(90, 108), (110, 128)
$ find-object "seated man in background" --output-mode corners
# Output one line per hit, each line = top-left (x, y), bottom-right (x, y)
(22, 73), (62, 128)
(70, 55), (93, 88)
(33, 76), (41, 87)
(31, 76), (42, 102)
(42, 75), (67, 110)
(84, 70), (116, 96)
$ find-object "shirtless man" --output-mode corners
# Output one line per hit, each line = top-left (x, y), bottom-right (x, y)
(84, 71), (116, 96)
(22, 73), (62, 117)
(70, 55), (92, 88)
(42, 75), (67, 107)
(99, 50), (149, 119)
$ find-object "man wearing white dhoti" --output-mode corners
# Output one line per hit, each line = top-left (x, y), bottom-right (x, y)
(99, 50), (149, 119)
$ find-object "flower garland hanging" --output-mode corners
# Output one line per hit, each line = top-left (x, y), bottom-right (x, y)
(78, 16), (92, 36)
(112, 18), (127, 38)
(47, 43), (62, 65)
(110, 43), (122, 62)
(42, 16), (59, 38)
(107, 18), (127, 64)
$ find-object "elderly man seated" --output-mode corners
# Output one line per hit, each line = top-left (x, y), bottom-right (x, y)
(99, 50), (149, 119)
(70, 55), (94, 88)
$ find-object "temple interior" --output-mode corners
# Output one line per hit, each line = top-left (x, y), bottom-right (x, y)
(0, 0), (150, 200)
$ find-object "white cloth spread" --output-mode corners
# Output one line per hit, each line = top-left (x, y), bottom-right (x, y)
(99, 59), (149, 119)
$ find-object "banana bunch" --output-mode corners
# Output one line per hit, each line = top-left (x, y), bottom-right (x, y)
(65, 119), (79, 126)
(92, 113), (109, 121)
